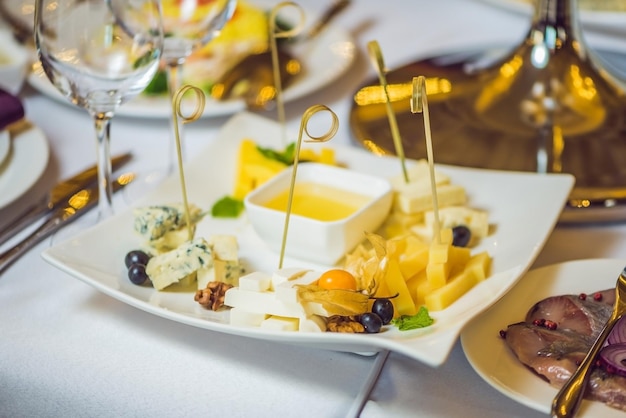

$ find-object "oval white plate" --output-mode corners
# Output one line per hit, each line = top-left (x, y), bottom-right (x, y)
(461, 258), (626, 417)
(27, 23), (355, 119)
(0, 122), (49, 209)
(0, 130), (10, 167)
(42, 112), (574, 367)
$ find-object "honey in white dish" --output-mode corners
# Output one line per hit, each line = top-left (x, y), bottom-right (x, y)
(262, 182), (372, 221)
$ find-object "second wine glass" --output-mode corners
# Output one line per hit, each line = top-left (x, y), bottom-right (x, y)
(34, 0), (164, 220)
(160, 0), (237, 174)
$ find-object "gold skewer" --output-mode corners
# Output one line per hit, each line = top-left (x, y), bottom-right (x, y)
(367, 40), (409, 183)
(411, 76), (441, 244)
(278, 104), (339, 268)
(171, 84), (206, 241)
(269, 2), (306, 145)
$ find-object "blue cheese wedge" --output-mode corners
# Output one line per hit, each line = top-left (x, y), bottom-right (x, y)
(146, 238), (213, 290)
(133, 204), (203, 242)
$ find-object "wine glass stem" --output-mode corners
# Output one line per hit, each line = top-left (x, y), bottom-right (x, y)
(93, 115), (114, 220)
(166, 62), (185, 175)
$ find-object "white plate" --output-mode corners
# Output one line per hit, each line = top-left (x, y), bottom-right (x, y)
(42, 112), (574, 367)
(461, 258), (626, 416)
(27, 24), (355, 119)
(476, 0), (626, 34)
(0, 122), (49, 209)
(0, 130), (9, 166)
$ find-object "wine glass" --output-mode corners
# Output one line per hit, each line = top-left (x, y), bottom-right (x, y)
(160, 0), (236, 175)
(34, 0), (164, 220)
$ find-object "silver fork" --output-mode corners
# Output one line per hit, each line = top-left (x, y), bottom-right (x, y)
(551, 266), (626, 417)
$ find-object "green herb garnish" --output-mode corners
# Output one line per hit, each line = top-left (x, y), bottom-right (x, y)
(391, 306), (434, 331)
(211, 196), (244, 218)
(256, 142), (296, 165)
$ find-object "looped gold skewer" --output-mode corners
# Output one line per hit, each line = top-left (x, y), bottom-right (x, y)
(269, 2), (306, 145)
(278, 104), (339, 268)
(171, 85), (206, 241)
(411, 76), (442, 244)
(367, 40), (409, 183)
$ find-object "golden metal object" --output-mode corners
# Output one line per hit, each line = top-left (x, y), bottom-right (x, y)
(367, 40), (409, 183)
(279, 104), (339, 268)
(349, 0), (626, 222)
(411, 76), (442, 243)
(269, 2), (305, 145)
(172, 84), (205, 241)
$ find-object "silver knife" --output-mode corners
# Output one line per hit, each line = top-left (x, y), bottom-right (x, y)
(0, 175), (131, 275)
(0, 152), (132, 247)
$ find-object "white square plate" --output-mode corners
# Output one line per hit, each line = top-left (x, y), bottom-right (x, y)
(42, 112), (574, 367)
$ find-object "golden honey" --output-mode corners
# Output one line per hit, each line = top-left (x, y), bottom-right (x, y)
(262, 182), (371, 221)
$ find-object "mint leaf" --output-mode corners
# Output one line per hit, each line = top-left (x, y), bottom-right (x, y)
(211, 196), (244, 218)
(391, 306), (434, 331)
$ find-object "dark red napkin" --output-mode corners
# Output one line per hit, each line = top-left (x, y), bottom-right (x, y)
(0, 88), (24, 131)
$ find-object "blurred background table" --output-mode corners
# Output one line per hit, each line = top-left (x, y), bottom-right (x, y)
(2, 0), (626, 416)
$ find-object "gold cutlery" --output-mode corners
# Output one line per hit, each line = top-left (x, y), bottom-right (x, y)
(551, 267), (626, 417)
(0, 174), (132, 275)
(0, 152), (132, 247)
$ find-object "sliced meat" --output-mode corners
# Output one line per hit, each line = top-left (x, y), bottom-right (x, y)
(505, 322), (591, 385)
(503, 289), (626, 412)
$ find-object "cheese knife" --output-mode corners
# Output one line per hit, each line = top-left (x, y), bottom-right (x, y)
(0, 152), (132, 247)
(0, 176), (130, 275)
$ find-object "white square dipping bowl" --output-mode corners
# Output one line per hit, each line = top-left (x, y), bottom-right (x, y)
(244, 163), (393, 265)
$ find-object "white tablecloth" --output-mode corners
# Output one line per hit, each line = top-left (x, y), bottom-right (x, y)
(3, 1), (626, 416)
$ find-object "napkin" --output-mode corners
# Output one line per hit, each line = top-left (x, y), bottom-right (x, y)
(0, 88), (24, 130)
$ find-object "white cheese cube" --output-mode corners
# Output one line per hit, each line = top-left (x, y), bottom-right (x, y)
(298, 315), (327, 332)
(239, 271), (272, 292)
(274, 271), (321, 304)
(271, 267), (313, 290)
(229, 308), (268, 327)
(146, 238), (213, 290)
(224, 288), (306, 318)
(260, 316), (299, 331)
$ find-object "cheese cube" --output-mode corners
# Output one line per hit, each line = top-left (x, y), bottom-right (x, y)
(274, 271), (320, 304)
(425, 270), (478, 311)
(229, 308), (268, 327)
(133, 204), (203, 241)
(209, 235), (239, 260)
(224, 288), (306, 318)
(238, 271), (272, 291)
(146, 238), (213, 290)
(271, 267), (313, 290)
(298, 315), (327, 332)
(395, 184), (466, 214)
(260, 316), (299, 331)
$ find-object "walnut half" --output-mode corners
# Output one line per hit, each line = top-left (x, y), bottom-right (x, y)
(194, 281), (233, 311)
(327, 315), (365, 333)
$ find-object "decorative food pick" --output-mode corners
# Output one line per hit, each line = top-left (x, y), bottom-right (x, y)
(269, 2), (305, 145)
(367, 40), (409, 183)
(171, 84), (206, 241)
(411, 76), (442, 244)
(278, 104), (339, 268)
